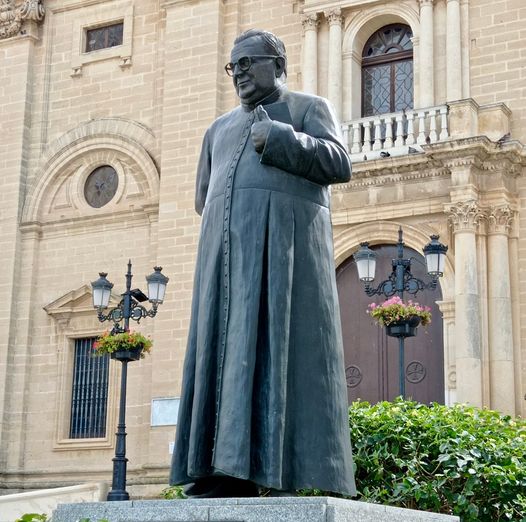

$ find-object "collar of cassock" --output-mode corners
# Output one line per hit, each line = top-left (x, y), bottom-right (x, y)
(241, 86), (285, 112)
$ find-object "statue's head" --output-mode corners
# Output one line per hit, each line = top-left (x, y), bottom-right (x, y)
(226, 29), (287, 106)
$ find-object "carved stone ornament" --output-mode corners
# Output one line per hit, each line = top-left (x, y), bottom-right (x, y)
(325, 8), (343, 27)
(301, 13), (319, 32)
(0, 0), (21, 39)
(446, 200), (485, 232)
(487, 205), (514, 235)
(19, 0), (45, 22)
(0, 0), (44, 40)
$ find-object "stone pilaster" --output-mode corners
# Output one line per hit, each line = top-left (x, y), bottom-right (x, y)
(446, 200), (484, 407)
(446, 0), (462, 100)
(0, 15), (41, 471)
(325, 8), (343, 119)
(486, 205), (515, 414)
(418, 0), (434, 107)
(301, 13), (319, 95)
(436, 300), (457, 405)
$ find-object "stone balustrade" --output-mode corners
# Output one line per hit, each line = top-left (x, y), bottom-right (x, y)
(342, 105), (449, 161)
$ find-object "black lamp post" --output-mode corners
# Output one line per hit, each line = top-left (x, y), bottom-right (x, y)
(353, 228), (447, 398)
(91, 260), (169, 501)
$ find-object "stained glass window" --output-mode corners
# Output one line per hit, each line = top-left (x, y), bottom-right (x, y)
(85, 22), (123, 53)
(362, 24), (414, 117)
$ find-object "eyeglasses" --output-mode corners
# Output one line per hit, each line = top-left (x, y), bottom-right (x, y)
(224, 55), (279, 77)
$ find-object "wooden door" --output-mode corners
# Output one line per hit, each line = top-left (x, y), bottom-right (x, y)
(336, 244), (445, 404)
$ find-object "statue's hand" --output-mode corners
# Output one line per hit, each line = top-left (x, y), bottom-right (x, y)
(251, 105), (272, 154)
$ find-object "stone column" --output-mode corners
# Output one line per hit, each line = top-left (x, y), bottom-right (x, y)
(486, 206), (515, 414)
(447, 201), (484, 407)
(446, 0), (462, 100)
(302, 13), (319, 94)
(325, 8), (343, 119)
(418, 0), (435, 107)
(460, 0), (470, 98)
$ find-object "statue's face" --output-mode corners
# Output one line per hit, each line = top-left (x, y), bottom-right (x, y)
(230, 36), (281, 105)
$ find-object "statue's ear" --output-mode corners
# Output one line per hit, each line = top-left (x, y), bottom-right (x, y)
(274, 56), (286, 77)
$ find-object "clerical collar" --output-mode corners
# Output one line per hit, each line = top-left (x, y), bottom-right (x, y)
(241, 87), (284, 112)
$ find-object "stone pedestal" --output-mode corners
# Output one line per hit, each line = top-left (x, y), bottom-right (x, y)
(52, 497), (459, 522)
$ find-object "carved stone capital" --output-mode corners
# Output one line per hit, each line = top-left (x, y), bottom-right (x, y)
(301, 13), (319, 32)
(0, 0), (44, 40)
(19, 0), (45, 22)
(487, 205), (514, 235)
(446, 200), (485, 232)
(325, 8), (343, 27)
(418, 0), (434, 6)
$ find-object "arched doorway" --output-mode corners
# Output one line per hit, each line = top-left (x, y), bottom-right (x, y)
(362, 24), (414, 117)
(337, 244), (444, 404)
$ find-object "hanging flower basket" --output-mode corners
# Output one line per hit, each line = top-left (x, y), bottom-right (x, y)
(92, 331), (152, 362)
(367, 296), (431, 338)
(385, 315), (421, 338)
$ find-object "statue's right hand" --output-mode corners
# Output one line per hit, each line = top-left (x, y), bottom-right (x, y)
(251, 105), (272, 154)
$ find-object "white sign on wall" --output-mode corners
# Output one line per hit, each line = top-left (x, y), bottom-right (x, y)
(151, 397), (180, 427)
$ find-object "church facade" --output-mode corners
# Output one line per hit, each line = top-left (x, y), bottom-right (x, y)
(0, 0), (525, 496)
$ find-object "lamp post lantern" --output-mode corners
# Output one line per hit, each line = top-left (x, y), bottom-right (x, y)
(91, 260), (168, 501)
(353, 228), (447, 398)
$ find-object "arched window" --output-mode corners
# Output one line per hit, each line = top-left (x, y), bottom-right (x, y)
(362, 24), (414, 117)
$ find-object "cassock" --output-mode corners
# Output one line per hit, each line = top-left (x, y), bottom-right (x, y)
(170, 87), (356, 496)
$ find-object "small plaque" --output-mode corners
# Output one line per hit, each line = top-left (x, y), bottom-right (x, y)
(151, 397), (180, 427)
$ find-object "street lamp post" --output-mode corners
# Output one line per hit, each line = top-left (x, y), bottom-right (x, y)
(91, 260), (168, 501)
(353, 228), (447, 398)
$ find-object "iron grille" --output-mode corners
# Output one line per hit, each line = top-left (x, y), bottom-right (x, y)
(69, 338), (109, 438)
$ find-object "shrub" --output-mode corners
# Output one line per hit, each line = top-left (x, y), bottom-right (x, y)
(160, 485), (186, 499)
(348, 399), (526, 521)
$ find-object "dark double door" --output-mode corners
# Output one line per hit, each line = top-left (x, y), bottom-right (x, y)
(336, 244), (445, 404)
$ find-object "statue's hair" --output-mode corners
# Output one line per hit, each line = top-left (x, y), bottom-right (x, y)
(233, 29), (287, 77)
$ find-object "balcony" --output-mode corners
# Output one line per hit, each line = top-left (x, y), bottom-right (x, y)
(342, 105), (449, 162)
(341, 99), (511, 163)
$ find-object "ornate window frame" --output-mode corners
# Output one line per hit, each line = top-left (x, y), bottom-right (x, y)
(45, 285), (120, 451)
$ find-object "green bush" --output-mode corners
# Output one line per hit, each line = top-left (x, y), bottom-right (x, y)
(348, 399), (526, 521)
(160, 484), (186, 499)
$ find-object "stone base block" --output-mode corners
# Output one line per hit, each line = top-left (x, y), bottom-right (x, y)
(52, 497), (459, 522)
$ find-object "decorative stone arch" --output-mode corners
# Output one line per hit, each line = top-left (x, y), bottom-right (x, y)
(342, 3), (420, 120)
(22, 118), (159, 225)
(333, 220), (454, 301)
(334, 220), (455, 404)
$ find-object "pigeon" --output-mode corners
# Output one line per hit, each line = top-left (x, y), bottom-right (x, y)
(363, 154), (368, 161)
(408, 146), (419, 154)
(497, 132), (511, 147)
(380, 151), (391, 158)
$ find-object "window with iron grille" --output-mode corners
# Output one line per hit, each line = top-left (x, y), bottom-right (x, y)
(69, 338), (109, 439)
(85, 22), (124, 53)
(362, 24), (414, 117)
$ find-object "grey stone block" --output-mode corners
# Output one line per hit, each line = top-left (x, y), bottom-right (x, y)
(52, 497), (460, 522)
